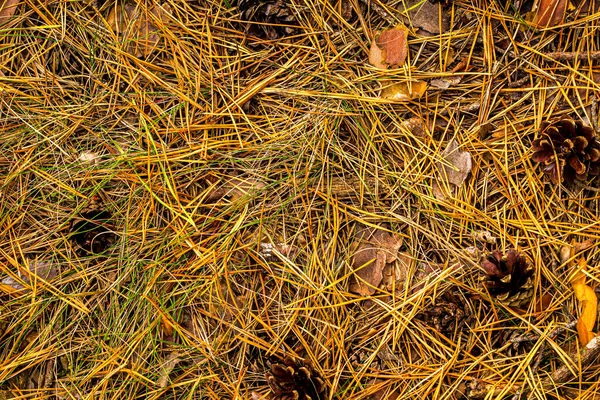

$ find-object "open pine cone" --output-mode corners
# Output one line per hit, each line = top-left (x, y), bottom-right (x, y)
(531, 118), (600, 184)
(480, 249), (534, 307)
(415, 290), (470, 335)
(70, 196), (116, 255)
(266, 355), (326, 400)
(238, 0), (298, 41)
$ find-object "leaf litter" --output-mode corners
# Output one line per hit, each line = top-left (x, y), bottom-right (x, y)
(2, 0), (600, 398)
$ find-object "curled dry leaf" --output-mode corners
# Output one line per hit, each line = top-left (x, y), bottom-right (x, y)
(472, 230), (497, 244)
(534, 0), (567, 27)
(107, 2), (170, 57)
(369, 24), (409, 69)
(349, 226), (403, 296)
(571, 258), (597, 345)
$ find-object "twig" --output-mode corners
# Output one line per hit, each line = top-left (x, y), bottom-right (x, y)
(544, 51), (600, 62)
(545, 335), (600, 384)
(507, 75), (530, 88)
(509, 320), (577, 344)
(440, 101), (481, 117)
(591, 94), (599, 135)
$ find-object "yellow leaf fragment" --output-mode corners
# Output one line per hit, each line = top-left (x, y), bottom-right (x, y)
(380, 80), (427, 101)
(571, 258), (597, 345)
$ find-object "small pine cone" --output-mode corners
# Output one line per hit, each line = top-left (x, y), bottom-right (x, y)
(266, 355), (326, 400)
(415, 290), (470, 335)
(480, 249), (534, 307)
(238, 0), (298, 41)
(532, 118), (600, 184)
(70, 196), (116, 255)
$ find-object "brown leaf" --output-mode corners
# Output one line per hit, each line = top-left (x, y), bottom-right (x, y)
(534, 0), (567, 27)
(156, 351), (182, 388)
(0, 0), (19, 25)
(437, 139), (472, 187)
(369, 25), (409, 69)
(381, 252), (412, 290)
(107, 2), (170, 57)
(349, 227), (403, 296)
(430, 76), (462, 90)
(367, 379), (400, 400)
(368, 40), (386, 69)
(405, 0), (448, 34)
(205, 176), (265, 202)
(1, 260), (58, 292)
(574, 238), (595, 253)
(376, 27), (408, 67)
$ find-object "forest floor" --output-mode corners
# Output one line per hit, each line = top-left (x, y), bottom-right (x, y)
(1, 0), (600, 399)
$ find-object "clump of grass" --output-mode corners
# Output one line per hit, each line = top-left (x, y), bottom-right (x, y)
(1, 0), (600, 399)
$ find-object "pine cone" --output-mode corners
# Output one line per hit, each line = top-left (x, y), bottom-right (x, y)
(415, 290), (469, 335)
(266, 355), (326, 400)
(480, 249), (534, 307)
(531, 118), (600, 184)
(238, 0), (298, 41)
(70, 196), (116, 255)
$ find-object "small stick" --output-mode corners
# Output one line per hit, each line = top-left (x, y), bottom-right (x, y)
(544, 51), (600, 62)
(440, 101), (481, 117)
(546, 335), (600, 383)
(591, 94), (599, 135)
(509, 320), (577, 344)
(507, 75), (530, 88)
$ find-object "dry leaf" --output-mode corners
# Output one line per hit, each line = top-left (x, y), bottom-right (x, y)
(78, 151), (100, 164)
(259, 242), (299, 261)
(533, 293), (553, 314)
(107, 2), (170, 57)
(205, 176), (265, 202)
(349, 226), (403, 296)
(430, 76), (462, 90)
(404, 0), (448, 34)
(157, 351), (182, 388)
(381, 80), (427, 101)
(571, 258), (597, 345)
(534, 0), (567, 27)
(437, 139), (472, 187)
(369, 24), (409, 69)
(1, 260), (58, 292)
(382, 252), (412, 290)
(368, 40), (386, 69)
(0, 0), (19, 24)
(574, 238), (595, 253)
(473, 230), (496, 244)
